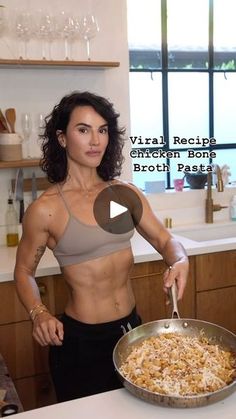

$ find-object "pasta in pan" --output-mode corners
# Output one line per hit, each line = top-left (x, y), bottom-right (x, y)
(120, 333), (236, 396)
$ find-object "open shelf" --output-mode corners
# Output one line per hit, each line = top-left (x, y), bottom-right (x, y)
(0, 59), (120, 69)
(0, 58), (120, 168)
(0, 159), (40, 169)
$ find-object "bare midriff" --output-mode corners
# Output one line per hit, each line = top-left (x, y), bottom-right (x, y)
(60, 247), (136, 324)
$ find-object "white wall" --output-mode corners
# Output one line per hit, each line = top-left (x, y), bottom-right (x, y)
(0, 0), (132, 244)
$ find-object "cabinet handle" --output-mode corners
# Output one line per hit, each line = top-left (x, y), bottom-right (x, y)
(38, 283), (47, 296)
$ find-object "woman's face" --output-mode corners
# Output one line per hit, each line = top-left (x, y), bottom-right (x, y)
(59, 105), (109, 168)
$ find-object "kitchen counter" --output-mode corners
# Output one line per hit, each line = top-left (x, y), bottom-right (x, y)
(0, 223), (236, 283)
(14, 388), (236, 419)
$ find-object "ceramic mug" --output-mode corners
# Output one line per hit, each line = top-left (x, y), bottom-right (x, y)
(173, 178), (184, 191)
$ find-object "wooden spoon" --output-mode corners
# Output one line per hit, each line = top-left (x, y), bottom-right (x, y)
(0, 118), (7, 132)
(5, 108), (16, 133)
(0, 109), (9, 132)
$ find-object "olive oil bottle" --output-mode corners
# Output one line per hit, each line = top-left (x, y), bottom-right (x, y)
(6, 192), (19, 247)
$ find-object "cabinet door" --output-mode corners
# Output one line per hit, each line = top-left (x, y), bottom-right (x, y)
(0, 277), (56, 325)
(36, 276), (56, 315)
(0, 282), (28, 324)
(196, 286), (236, 334)
(173, 256), (195, 319)
(195, 250), (236, 291)
(0, 321), (49, 379)
(130, 258), (195, 323)
(131, 260), (167, 322)
(53, 274), (70, 315)
(14, 374), (56, 411)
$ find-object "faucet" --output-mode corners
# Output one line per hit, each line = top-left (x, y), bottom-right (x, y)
(205, 164), (227, 223)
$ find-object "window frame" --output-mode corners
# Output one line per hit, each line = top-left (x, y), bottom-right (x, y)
(129, 0), (236, 189)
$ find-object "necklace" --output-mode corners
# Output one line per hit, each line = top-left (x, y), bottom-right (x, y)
(80, 181), (106, 198)
(80, 185), (96, 198)
(82, 189), (91, 198)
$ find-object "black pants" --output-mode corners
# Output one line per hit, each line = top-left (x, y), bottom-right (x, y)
(49, 308), (141, 402)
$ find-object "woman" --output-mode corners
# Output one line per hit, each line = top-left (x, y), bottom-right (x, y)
(14, 91), (189, 402)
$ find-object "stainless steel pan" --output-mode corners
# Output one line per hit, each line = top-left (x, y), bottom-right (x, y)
(113, 284), (236, 408)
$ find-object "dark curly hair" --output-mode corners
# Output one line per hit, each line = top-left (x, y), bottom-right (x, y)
(40, 91), (126, 183)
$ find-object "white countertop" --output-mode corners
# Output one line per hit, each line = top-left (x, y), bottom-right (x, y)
(15, 388), (236, 419)
(0, 224), (236, 283)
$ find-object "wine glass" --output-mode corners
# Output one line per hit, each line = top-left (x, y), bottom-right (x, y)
(0, 6), (5, 31)
(79, 14), (99, 61)
(36, 113), (45, 137)
(57, 11), (75, 60)
(34, 11), (56, 60)
(0, 6), (6, 58)
(21, 113), (32, 158)
(71, 15), (81, 60)
(14, 10), (33, 59)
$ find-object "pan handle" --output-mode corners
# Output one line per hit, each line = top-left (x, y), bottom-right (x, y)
(168, 280), (180, 319)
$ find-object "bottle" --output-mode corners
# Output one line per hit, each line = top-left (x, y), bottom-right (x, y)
(6, 192), (19, 247)
(230, 195), (236, 221)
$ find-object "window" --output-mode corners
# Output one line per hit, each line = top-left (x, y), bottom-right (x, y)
(127, 0), (236, 190)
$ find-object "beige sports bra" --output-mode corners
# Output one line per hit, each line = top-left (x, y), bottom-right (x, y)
(52, 185), (134, 267)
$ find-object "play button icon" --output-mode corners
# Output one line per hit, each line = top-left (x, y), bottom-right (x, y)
(93, 184), (143, 234)
(110, 201), (128, 218)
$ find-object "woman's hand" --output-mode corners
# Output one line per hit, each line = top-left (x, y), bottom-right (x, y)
(163, 257), (189, 301)
(32, 311), (64, 346)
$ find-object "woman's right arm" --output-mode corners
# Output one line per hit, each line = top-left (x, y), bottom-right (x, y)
(14, 200), (64, 347)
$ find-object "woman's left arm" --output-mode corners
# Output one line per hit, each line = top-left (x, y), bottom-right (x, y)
(129, 183), (189, 300)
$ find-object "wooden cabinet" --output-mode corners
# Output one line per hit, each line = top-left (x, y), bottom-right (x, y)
(0, 275), (61, 410)
(14, 375), (56, 412)
(131, 260), (168, 322)
(196, 286), (236, 334)
(195, 250), (236, 334)
(0, 273), (70, 410)
(195, 250), (236, 291)
(130, 257), (195, 323)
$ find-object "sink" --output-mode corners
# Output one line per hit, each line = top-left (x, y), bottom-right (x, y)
(172, 223), (236, 242)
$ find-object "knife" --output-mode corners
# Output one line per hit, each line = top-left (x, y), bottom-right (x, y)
(31, 171), (37, 201)
(15, 168), (25, 223)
